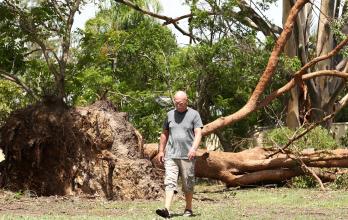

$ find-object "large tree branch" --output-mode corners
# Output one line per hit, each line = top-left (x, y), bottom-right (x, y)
(0, 69), (39, 101)
(237, 0), (281, 38)
(144, 143), (348, 187)
(114, 0), (282, 40)
(259, 70), (348, 109)
(114, 0), (198, 40)
(201, 0), (310, 136)
(295, 36), (348, 76)
(257, 35), (348, 109)
(201, 30), (348, 137)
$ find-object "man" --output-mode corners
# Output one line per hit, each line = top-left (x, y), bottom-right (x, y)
(156, 91), (203, 218)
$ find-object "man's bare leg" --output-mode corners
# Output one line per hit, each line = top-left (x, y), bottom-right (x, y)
(165, 190), (175, 211)
(184, 192), (193, 210)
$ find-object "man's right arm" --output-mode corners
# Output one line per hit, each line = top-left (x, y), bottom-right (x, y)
(158, 129), (169, 163)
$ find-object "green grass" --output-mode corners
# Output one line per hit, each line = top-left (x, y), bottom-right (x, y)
(1, 185), (348, 219)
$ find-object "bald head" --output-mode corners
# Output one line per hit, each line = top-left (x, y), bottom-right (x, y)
(174, 91), (188, 112)
(174, 91), (188, 100)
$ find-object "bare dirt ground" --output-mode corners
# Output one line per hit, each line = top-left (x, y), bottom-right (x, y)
(1, 184), (348, 219)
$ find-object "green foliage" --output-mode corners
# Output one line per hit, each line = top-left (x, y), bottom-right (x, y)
(0, 0), (290, 147)
(264, 126), (339, 151)
(289, 175), (317, 188)
(0, 80), (29, 125)
(68, 66), (115, 106)
(114, 91), (168, 141)
(280, 56), (302, 74)
(331, 173), (348, 190)
(73, 4), (177, 142)
(340, 132), (348, 147)
(22, 59), (55, 97)
(331, 11), (348, 57)
(335, 105), (348, 122)
(0, 0), (324, 150)
(338, 126), (348, 147)
(13, 191), (24, 200)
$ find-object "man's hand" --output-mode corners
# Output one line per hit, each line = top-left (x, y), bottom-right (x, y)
(158, 151), (165, 163)
(187, 147), (196, 160)
(158, 129), (169, 164)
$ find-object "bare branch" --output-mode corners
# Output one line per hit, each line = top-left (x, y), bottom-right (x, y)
(115, 0), (174, 22)
(115, 0), (282, 40)
(259, 70), (348, 109)
(239, 0), (281, 38)
(49, 0), (66, 21)
(0, 69), (39, 101)
(23, 49), (41, 57)
(114, 0), (198, 40)
(295, 35), (348, 77)
(162, 13), (193, 25)
(289, 153), (326, 190)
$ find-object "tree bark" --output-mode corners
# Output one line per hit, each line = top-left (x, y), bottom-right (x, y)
(144, 144), (348, 187)
(309, 0), (342, 126)
(283, 0), (312, 129)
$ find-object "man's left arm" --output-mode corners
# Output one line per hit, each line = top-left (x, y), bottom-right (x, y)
(188, 127), (202, 160)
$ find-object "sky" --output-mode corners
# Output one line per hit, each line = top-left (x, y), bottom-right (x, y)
(73, 0), (283, 46)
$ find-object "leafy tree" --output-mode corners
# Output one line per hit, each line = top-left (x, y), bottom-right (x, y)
(73, 3), (177, 142)
(0, 0), (87, 101)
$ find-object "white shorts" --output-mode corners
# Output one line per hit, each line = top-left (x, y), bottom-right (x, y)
(164, 158), (195, 193)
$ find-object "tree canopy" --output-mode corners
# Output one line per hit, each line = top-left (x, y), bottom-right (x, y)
(1, 0), (348, 150)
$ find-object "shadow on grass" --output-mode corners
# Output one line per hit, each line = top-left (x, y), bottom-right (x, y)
(170, 213), (201, 218)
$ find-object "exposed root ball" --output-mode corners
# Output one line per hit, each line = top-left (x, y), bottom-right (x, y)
(0, 99), (163, 200)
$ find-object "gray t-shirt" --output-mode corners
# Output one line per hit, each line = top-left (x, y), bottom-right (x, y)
(163, 107), (203, 159)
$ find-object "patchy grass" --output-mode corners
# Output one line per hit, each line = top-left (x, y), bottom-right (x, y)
(1, 184), (348, 219)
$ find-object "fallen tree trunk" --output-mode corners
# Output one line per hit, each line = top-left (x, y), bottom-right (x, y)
(144, 144), (348, 187)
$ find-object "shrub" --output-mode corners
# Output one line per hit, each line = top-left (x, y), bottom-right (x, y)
(340, 131), (348, 147)
(331, 173), (348, 190)
(264, 126), (339, 151)
(265, 126), (340, 188)
(289, 175), (317, 188)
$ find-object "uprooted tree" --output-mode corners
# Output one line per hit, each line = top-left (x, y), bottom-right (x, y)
(1, 0), (348, 200)
(0, 0), (165, 199)
(0, 99), (163, 199)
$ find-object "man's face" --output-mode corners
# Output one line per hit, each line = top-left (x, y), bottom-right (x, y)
(174, 96), (188, 112)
